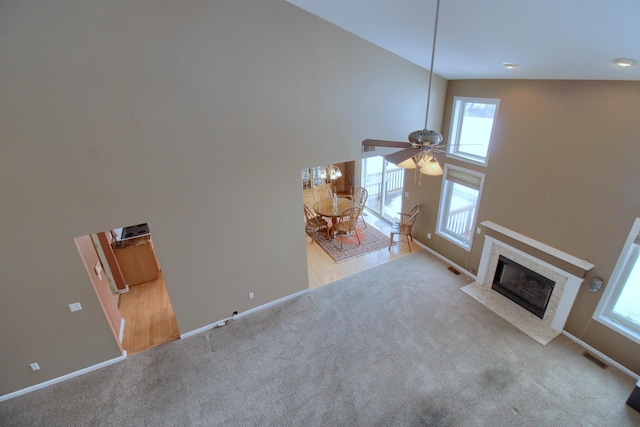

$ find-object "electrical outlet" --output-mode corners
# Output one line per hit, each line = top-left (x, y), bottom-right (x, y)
(68, 302), (82, 312)
(248, 292), (254, 300)
(427, 233), (432, 239)
(404, 191), (409, 197)
(476, 227), (482, 235)
(30, 362), (40, 371)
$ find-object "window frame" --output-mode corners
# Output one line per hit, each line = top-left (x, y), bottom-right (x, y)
(594, 218), (640, 345)
(447, 96), (500, 166)
(301, 166), (329, 190)
(436, 164), (485, 251)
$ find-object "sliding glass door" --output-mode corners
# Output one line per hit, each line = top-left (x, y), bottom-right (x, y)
(361, 156), (404, 223)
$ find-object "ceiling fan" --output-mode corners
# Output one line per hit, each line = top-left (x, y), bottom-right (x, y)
(362, 0), (445, 177)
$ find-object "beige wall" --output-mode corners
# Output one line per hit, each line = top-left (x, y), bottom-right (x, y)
(5, 0), (633, 397)
(0, 0), (436, 395)
(410, 79), (640, 374)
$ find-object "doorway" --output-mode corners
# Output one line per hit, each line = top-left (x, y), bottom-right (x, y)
(76, 223), (180, 355)
(361, 156), (404, 223)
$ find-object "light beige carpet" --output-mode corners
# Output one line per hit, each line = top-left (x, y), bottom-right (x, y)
(1, 251), (639, 426)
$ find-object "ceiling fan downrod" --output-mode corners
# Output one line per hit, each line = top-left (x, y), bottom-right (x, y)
(410, 0), (443, 147)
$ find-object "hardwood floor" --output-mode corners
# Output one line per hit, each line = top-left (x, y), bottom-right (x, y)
(118, 270), (180, 354)
(307, 213), (421, 289)
(115, 212), (417, 354)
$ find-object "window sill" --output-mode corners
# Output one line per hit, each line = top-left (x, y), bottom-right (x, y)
(436, 231), (472, 252)
(446, 153), (488, 167)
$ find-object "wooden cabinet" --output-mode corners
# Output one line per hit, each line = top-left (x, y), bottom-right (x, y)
(113, 236), (159, 286)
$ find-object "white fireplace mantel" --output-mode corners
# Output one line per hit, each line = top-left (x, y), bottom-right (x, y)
(480, 221), (595, 271)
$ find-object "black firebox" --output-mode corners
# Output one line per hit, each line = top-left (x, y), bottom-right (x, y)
(492, 255), (555, 319)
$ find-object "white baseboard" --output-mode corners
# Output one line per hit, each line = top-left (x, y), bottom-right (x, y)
(0, 352), (127, 403)
(562, 330), (640, 380)
(1, 288), (313, 402)
(180, 289), (310, 339)
(415, 240), (478, 282)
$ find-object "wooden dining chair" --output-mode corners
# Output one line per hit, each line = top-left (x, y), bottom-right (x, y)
(352, 186), (368, 229)
(330, 206), (361, 250)
(313, 184), (333, 203)
(389, 205), (421, 252)
(304, 204), (329, 244)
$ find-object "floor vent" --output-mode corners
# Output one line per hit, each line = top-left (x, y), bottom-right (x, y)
(583, 352), (608, 369)
(448, 266), (461, 275)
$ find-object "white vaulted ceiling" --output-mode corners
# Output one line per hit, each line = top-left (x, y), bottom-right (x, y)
(287, 0), (640, 80)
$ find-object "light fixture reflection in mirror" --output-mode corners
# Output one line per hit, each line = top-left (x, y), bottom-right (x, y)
(319, 164), (342, 180)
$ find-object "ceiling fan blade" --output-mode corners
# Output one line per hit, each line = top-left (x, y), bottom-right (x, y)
(383, 148), (416, 165)
(362, 139), (412, 149)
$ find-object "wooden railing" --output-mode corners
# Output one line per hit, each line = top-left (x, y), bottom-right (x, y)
(364, 168), (404, 197)
(364, 166), (476, 240)
(446, 204), (476, 239)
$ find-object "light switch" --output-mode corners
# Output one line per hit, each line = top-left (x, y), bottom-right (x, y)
(94, 262), (103, 280)
(68, 302), (82, 312)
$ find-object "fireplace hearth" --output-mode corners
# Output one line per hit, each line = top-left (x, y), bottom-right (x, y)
(461, 222), (594, 345)
(492, 255), (555, 319)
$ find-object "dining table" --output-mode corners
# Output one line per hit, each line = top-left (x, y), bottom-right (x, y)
(313, 197), (356, 226)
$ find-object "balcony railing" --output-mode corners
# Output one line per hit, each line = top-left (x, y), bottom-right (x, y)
(364, 168), (404, 197)
(446, 204), (476, 241)
(363, 165), (477, 243)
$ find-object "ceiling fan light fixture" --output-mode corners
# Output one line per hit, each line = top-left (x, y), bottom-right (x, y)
(360, 0), (445, 181)
(397, 157), (417, 169)
(420, 158), (444, 176)
(416, 153), (432, 167)
(408, 129), (443, 145)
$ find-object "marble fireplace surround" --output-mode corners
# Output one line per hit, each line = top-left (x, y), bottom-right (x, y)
(462, 221), (594, 345)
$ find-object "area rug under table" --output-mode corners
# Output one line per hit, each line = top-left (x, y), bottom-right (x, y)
(312, 222), (389, 262)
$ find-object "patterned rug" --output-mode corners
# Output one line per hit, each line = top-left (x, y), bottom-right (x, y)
(311, 222), (389, 263)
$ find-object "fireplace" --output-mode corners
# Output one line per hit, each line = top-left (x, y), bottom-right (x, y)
(492, 255), (555, 319)
(461, 222), (594, 345)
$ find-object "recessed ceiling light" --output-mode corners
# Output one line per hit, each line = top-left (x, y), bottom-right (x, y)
(613, 58), (637, 67)
(502, 62), (519, 70)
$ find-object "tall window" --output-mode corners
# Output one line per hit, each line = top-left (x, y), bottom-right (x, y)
(595, 218), (640, 344)
(448, 97), (500, 165)
(436, 165), (484, 250)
